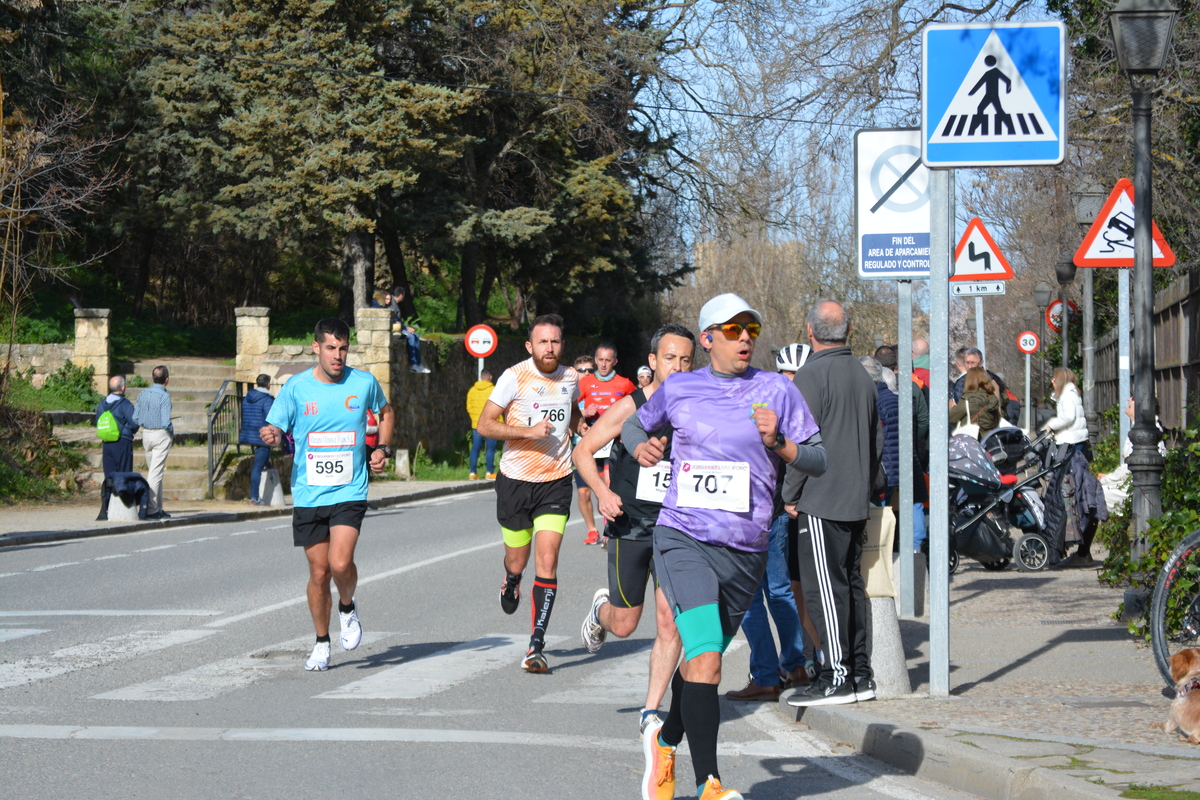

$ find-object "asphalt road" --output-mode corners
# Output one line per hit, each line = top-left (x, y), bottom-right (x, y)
(1, 492), (978, 799)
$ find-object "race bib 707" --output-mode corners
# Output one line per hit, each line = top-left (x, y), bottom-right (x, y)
(675, 460), (750, 513)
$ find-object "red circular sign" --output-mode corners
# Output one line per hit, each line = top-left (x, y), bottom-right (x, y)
(1046, 300), (1079, 333)
(464, 324), (498, 358)
(1016, 330), (1040, 354)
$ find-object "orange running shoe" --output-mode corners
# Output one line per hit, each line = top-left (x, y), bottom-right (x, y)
(583, 528), (600, 545)
(640, 717), (675, 800)
(698, 775), (743, 800)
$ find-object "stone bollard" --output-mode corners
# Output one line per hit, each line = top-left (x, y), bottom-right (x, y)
(235, 307), (270, 384)
(107, 493), (141, 522)
(259, 468), (287, 507)
(861, 506), (913, 698)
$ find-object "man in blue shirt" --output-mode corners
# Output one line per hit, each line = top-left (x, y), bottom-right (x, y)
(260, 318), (394, 672)
(133, 365), (174, 520)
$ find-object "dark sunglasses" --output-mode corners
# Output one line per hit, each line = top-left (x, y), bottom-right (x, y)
(707, 322), (761, 340)
(577, 367), (596, 374)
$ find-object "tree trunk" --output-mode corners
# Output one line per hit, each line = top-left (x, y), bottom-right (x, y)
(478, 250), (499, 322)
(340, 228), (375, 327)
(131, 227), (157, 317)
(378, 216), (418, 322)
(460, 240), (481, 330)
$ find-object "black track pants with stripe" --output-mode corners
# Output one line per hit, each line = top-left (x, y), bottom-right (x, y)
(795, 514), (872, 688)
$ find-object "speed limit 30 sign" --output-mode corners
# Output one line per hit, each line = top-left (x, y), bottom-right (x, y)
(1016, 330), (1040, 354)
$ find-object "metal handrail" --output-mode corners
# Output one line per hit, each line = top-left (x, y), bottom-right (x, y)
(206, 379), (242, 499)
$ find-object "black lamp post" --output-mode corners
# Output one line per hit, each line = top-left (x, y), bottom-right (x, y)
(1055, 255), (1077, 371)
(1110, 0), (1178, 551)
(1071, 182), (1107, 440)
(1033, 281), (1052, 405)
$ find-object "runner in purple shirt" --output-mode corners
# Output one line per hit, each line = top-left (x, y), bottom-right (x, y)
(626, 293), (826, 800)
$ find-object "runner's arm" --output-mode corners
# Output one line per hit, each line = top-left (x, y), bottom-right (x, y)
(476, 399), (554, 440)
(260, 424), (282, 446)
(621, 410), (668, 467)
(573, 396), (634, 519)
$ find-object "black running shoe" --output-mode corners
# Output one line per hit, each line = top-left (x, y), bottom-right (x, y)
(853, 677), (877, 702)
(499, 573), (522, 615)
(787, 679), (856, 707)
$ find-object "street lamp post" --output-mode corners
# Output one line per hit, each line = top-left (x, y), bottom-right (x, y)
(1034, 281), (1053, 410)
(1056, 255), (1077, 371)
(1110, 0), (1177, 553)
(1071, 182), (1107, 441)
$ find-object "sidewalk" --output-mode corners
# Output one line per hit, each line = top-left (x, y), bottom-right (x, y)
(1, 479), (490, 548)
(777, 560), (1200, 799)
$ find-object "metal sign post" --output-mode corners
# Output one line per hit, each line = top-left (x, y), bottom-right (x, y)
(927, 167), (953, 698)
(1017, 331), (1040, 432)
(975, 295), (987, 363)
(1119, 269), (1131, 455)
(897, 280), (915, 618)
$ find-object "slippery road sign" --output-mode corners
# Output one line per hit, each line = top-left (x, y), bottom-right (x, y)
(1073, 178), (1176, 267)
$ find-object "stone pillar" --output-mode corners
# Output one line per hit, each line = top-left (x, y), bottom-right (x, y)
(71, 309), (111, 393)
(235, 307), (270, 384)
(351, 308), (392, 402)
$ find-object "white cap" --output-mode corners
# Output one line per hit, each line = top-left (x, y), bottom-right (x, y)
(698, 293), (762, 333)
(637, 366), (652, 376)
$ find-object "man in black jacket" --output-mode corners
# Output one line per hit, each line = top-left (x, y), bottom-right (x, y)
(96, 375), (139, 521)
(783, 300), (880, 707)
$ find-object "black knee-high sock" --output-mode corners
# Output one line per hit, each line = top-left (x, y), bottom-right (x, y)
(680, 680), (721, 786)
(530, 576), (557, 647)
(660, 667), (686, 746)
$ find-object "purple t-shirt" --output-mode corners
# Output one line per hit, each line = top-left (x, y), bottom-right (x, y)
(637, 366), (819, 552)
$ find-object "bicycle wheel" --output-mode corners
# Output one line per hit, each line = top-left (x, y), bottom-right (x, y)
(1150, 528), (1200, 688)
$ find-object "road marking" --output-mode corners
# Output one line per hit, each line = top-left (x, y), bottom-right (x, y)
(134, 545), (176, 552)
(0, 629), (48, 643)
(0, 610), (221, 617)
(0, 629), (216, 690)
(93, 554), (131, 561)
(94, 632), (401, 701)
(181, 537), (219, 544)
(315, 634), (567, 700)
(29, 562), (82, 572)
(205, 539), (503, 628)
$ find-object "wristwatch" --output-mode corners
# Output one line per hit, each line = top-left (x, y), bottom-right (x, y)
(375, 445), (393, 458)
(768, 434), (787, 451)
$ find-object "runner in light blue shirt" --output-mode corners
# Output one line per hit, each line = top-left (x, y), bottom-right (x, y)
(260, 318), (394, 673)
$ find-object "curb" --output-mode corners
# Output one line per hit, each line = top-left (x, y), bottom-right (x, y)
(776, 697), (1120, 800)
(0, 482), (494, 549)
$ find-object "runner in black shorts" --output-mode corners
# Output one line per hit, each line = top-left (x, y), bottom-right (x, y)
(574, 323), (694, 734)
(477, 314), (583, 673)
(260, 318), (393, 672)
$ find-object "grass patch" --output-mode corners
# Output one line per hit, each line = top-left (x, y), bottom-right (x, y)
(411, 436), (504, 481)
(4, 363), (102, 413)
(1122, 786), (1200, 800)
(0, 407), (89, 502)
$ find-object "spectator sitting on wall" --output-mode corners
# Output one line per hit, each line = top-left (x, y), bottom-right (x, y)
(372, 288), (429, 374)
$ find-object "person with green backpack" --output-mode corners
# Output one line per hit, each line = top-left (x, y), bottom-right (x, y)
(95, 375), (139, 521)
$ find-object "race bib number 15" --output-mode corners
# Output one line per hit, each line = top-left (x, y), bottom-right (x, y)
(675, 460), (750, 513)
(635, 462), (671, 503)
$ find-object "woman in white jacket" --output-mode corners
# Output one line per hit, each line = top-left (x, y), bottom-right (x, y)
(1042, 367), (1091, 461)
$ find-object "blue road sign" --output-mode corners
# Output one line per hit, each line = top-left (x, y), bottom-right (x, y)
(922, 21), (1066, 167)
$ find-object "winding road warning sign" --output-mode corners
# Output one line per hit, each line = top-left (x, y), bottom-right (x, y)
(952, 218), (1014, 280)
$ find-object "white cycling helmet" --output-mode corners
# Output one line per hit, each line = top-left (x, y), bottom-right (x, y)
(776, 343), (812, 372)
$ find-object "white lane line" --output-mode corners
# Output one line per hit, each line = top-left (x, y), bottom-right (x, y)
(0, 723), (643, 749)
(0, 629), (48, 643)
(94, 632), (401, 701)
(205, 539), (503, 628)
(315, 634), (567, 700)
(0, 629), (216, 690)
(0, 610), (221, 617)
(181, 537), (219, 544)
(28, 562), (82, 572)
(134, 545), (176, 552)
(93, 554), (131, 561)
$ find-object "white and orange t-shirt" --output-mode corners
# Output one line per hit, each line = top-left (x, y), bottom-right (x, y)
(489, 359), (580, 482)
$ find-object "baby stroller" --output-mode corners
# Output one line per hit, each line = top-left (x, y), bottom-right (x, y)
(931, 432), (1063, 574)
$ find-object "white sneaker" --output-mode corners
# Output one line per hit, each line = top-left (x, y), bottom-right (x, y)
(581, 588), (608, 653)
(339, 599), (362, 651)
(305, 641), (331, 671)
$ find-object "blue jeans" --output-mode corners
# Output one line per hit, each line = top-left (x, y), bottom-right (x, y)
(402, 330), (423, 367)
(883, 486), (927, 552)
(740, 513), (807, 687)
(249, 445), (271, 502)
(468, 429), (497, 475)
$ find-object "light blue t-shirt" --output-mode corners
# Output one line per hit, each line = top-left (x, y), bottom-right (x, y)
(265, 367), (387, 508)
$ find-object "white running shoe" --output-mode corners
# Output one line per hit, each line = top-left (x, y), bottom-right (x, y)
(581, 588), (609, 653)
(305, 641), (331, 671)
(339, 599), (362, 651)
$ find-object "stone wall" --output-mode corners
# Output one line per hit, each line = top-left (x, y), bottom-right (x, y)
(1, 343), (74, 388)
(71, 308), (112, 393)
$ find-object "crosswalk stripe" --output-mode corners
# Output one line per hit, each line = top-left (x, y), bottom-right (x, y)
(94, 632), (400, 701)
(0, 630), (216, 690)
(0, 629), (48, 643)
(314, 634), (567, 700)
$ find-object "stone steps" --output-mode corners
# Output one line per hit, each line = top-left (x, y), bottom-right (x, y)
(81, 468), (212, 501)
(84, 446), (212, 470)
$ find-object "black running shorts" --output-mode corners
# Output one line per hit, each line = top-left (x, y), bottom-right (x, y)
(607, 537), (657, 609)
(292, 500), (369, 547)
(495, 472), (573, 532)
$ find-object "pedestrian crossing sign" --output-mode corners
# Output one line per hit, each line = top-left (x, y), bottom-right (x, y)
(922, 21), (1066, 167)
